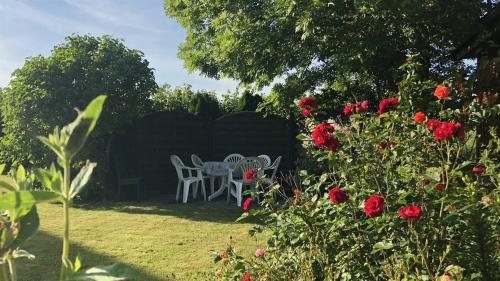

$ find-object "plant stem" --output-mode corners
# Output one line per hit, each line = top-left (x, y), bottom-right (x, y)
(60, 160), (71, 281)
(1, 262), (10, 281)
(7, 258), (16, 281)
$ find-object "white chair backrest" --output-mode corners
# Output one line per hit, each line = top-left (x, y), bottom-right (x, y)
(191, 154), (203, 168)
(170, 155), (185, 179)
(268, 156), (282, 180)
(223, 153), (244, 164)
(233, 157), (263, 179)
(258, 155), (272, 168)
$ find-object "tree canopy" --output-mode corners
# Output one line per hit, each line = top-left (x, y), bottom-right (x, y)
(0, 34), (157, 168)
(164, 0), (496, 104)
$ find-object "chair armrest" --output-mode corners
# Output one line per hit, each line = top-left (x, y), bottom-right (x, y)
(182, 167), (201, 171)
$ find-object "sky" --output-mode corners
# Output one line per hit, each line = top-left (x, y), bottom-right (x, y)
(0, 0), (240, 94)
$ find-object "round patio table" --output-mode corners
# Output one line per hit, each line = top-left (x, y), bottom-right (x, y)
(202, 161), (237, 201)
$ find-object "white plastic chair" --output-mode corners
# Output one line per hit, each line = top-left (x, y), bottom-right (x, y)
(191, 154), (216, 194)
(258, 155), (272, 169)
(227, 157), (263, 207)
(170, 155), (206, 203)
(223, 153), (244, 164)
(263, 156), (282, 185)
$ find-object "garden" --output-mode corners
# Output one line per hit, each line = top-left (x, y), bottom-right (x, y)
(0, 1), (499, 281)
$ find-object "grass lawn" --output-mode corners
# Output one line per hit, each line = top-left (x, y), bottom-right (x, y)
(18, 202), (264, 281)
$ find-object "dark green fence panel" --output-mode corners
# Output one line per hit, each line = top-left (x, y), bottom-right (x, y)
(112, 111), (295, 200)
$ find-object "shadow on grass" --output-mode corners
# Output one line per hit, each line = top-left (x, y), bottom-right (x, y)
(73, 200), (260, 224)
(18, 231), (174, 281)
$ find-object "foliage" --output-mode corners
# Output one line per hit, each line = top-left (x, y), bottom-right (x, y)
(151, 84), (198, 112)
(220, 91), (241, 115)
(164, 0), (496, 104)
(188, 92), (222, 119)
(0, 96), (136, 281)
(237, 90), (263, 112)
(152, 83), (233, 119)
(212, 89), (500, 280)
(0, 34), (157, 186)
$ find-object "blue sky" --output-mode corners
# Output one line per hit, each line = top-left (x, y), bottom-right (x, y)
(0, 0), (240, 93)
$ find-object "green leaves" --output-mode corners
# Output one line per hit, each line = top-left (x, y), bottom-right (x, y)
(371, 241), (394, 254)
(62, 96), (106, 160)
(0, 190), (59, 220)
(35, 164), (63, 194)
(70, 161), (97, 199)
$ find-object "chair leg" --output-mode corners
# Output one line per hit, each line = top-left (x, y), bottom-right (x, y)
(236, 183), (243, 207)
(226, 181), (231, 204)
(201, 180), (206, 201)
(176, 181), (181, 202)
(193, 182), (198, 199)
(209, 177), (215, 194)
(183, 181), (191, 203)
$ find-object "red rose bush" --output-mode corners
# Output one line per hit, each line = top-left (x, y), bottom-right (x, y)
(212, 89), (499, 281)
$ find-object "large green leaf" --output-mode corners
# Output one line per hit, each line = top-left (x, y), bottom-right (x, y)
(0, 191), (60, 220)
(0, 175), (19, 192)
(63, 96), (106, 160)
(67, 264), (138, 281)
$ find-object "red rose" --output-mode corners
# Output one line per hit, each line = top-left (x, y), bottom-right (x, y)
(298, 97), (318, 109)
(426, 119), (441, 131)
(472, 166), (485, 174)
(435, 183), (445, 192)
(364, 195), (384, 217)
(434, 122), (464, 141)
(453, 122), (465, 139)
(241, 272), (252, 281)
(312, 123), (334, 147)
(414, 112), (426, 123)
(329, 187), (348, 204)
(434, 122), (456, 141)
(434, 85), (450, 100)
(358, 100), (369, 112)
(312, 123), (340, 152)
(303, 108), (312, 117)
(398, 205), (422, 220)
(422, 179), (431, 186)
(244, 168), (258, 181)
(377, 97), (399, 115)
(343, 103), (356, 116)
(242, 198), (253, 212)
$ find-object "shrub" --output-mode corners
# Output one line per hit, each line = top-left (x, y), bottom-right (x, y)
(212, 86), (500, 280)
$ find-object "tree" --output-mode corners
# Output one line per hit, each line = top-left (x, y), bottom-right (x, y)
(164, 1), (496, 103)
(238, 90), (263, 111)
(151, 83), (197, 112)
(0, 34), (157, 189)
(188, 92), (221, 119)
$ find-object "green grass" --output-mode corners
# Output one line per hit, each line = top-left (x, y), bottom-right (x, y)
(17, 202), (264, 281)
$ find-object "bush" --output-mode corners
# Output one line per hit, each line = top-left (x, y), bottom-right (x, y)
(213, 87), (499, 280)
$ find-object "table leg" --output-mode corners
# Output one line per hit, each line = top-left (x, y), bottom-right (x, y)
(208, 176), (227, 201)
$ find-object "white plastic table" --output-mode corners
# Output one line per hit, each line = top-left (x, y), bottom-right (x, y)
(202, 161), (236, 201)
